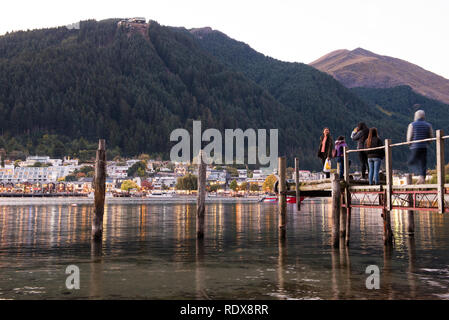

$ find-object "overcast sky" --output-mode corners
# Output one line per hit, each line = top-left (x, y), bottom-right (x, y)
(1, 0), (448, 78)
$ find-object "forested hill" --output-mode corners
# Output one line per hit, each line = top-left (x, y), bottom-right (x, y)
(0, 19), (290, 163)
(1, 20), (443, 170)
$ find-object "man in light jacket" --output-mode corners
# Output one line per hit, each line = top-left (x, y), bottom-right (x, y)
(407, 109), (434, 184)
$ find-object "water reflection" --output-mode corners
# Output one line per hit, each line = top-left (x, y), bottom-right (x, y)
(0, 201), (449, 299)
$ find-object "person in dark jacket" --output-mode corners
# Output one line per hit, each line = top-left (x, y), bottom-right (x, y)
(407, 109), (434, 184)
(351, 122), (369, 179)
(334, 136), (348, 179)
(364, 128), (384, 185)
(317, 127), (334, 178)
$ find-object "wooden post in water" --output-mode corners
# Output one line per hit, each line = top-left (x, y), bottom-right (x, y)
(278, 157), (287, 238)
(294, 157), (301, 211)
(92, 139), (106, 242)
(339, 193), (346, 240)
(343, 146), (351, 245)
(384, 139), (393, 211)
(197, 150), (206, 239)
(436, 129), (445, 214)
(382, 207), (393, 245)
(331, 173), (341, 248)
(406, 174), (415, 234)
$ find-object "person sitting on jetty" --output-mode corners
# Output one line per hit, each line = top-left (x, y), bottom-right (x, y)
(364, 128), (384, 185)
(407, 109), (434, 184)
(317, 127), (334, 179)
(334, 136), (347, 179)
(351, 122), (369, 179)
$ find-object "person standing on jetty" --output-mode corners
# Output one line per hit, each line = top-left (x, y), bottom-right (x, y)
(334, 136), (348, 179)
(317, 127), (334, 178)
(407, 109), (434, 184)
(351, 122), (369, 179)
(365, 128), (384, 185)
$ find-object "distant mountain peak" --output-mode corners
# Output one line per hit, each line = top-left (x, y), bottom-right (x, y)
(310, 48), (449, 104)
(350, 47), (376, 57)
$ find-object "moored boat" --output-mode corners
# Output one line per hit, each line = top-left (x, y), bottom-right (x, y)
(261, 195), (305, 203)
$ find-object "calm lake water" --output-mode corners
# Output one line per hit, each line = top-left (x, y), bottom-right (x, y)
(0, 200), (449, 299)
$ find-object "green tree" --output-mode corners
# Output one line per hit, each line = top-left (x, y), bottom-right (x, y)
(138, 153), (150, 161)
(64, 174), (77, 182)
(229, 179), (238, 191)
(128, 161), (147, 177)
(121, 180), (139, 191)
(208, 184), (220, 192)
(136, 167), (146, 177)
(250, 183), (260, 192)
(263, 174), (277, 192)
(226, 166), (239, 177)
(176, 173), (198, 190)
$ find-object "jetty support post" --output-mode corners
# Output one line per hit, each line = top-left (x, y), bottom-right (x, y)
(406, 174), (415, 234)
(382, 206), (393, 245)
(92, 139), (106, 242)
(339, 191), (346, 241)
(382, 139), (394, 245)
(436, 130), (445, 214)
(294, 157), (301, 211)
(197, 150), (206, 239)
(278, 157), (287, 238)
(385, 139), (393, 211)
(343, 146), (351, 245)
(331, 173), (341, 248)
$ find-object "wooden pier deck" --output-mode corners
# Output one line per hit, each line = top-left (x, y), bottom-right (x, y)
(277, 130), (448, 247)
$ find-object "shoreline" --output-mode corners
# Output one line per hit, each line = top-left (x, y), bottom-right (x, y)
(0, 196), (263, 205)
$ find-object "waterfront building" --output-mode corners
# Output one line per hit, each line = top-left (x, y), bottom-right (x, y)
(206, 169), (229, 185)
(0, 166), (74, 183)
(237, 169), (248, 178)
(107, 164), (129, 179)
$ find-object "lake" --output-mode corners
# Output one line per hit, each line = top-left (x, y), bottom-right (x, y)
(0, 200), (448, 299)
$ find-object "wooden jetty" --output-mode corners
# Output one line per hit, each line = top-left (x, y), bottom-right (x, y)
(277, 130), (448, 247)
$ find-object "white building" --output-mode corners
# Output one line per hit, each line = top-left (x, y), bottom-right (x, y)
(107, 164), (129, 179)
(0, 166), (73, 183)
(152, 176), (177, 190)
(207, 170), (228, 184)
(63, 157), (79, 166)
(237, 169), (247, 178)
(20, 156), (63, 167)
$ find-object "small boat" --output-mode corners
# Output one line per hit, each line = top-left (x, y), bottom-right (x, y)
(147, 192), (173, 198)
(262, 195), (305, 204)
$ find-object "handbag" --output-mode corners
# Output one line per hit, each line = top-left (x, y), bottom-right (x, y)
(323, 158), (331, 172)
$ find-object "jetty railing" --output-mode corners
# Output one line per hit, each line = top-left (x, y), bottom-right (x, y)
(343, 129), (447, 214)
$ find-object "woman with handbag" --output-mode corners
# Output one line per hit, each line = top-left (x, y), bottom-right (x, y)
(317, 127), (334, 178)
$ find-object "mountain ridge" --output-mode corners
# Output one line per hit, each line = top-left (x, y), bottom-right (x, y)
(310, 48), (449, 104)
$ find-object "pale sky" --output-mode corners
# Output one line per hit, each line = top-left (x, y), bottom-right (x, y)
(1, 0), (449, 78)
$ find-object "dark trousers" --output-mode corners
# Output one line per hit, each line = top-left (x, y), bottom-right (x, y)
(336, 156), (344, 179)
(408, 148), (427, 177)
(358, 151), (368, 178)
